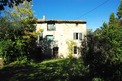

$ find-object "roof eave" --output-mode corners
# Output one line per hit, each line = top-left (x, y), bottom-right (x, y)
(37, 20), (86, 24)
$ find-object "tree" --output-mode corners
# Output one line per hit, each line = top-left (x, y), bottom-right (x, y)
(109, 12), (119, 27)
(0, 0), (37, 64)
(117, 0), (122, 19)
(81, 1), (122, 81)
(0, 0), (32, 10)
(66, 40), (76, 58)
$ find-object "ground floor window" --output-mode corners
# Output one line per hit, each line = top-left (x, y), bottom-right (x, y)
(73, 46), (78, 54)
(46, 35), (54, 41)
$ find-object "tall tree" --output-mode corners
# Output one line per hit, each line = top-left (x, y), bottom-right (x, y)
(0, 0), (37, 63)
(82, 1), (122, 80)
(117, 0), (122, 19)
(117, 0), (122, 26)
(109, 12), (119, 27)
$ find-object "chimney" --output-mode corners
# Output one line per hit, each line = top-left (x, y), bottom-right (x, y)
(42, 15), (46, 20)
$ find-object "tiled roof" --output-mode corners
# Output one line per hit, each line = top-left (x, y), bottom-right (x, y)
(37, 19), (86, 24)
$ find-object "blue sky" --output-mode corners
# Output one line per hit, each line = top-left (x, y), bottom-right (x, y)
(32, 0), (120, 31)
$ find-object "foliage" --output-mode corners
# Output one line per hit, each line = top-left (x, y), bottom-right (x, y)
(0, 58), (88, 81)
(66, 40), (76, 58)
(117, 0), (122, 19)
(96, 12), (122, 62)
(92, 77), (104, 81)
(0, 0), (32, 10)
(81, 2), (122, 81)
(0, 1), (37, 64)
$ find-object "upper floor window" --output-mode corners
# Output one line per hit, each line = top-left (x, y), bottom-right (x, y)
(73, 33), (82, 40)
(47, 23), (56, 31)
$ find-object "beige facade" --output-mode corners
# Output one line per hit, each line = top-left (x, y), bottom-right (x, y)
(36, 19), (87, 58)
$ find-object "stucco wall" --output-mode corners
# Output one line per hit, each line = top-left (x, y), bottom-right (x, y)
(36, 22), (86, 58)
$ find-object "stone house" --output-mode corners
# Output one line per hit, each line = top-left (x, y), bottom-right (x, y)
(36, 17), (87, 58)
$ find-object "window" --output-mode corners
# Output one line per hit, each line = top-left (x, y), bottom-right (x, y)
(73, 33), (82, 40)
(73, 46), (77, 54)
(47, 23), (55, 31)
(46, 35), (54, 41)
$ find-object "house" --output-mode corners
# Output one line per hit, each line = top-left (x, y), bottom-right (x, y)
(36, 16), (87, 58)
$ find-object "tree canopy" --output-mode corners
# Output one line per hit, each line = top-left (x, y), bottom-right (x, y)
(117, 0), (122, 19)
(0, 0), (37, 63)
(81, 1), (122, 81)
(0, 0), (32, 10)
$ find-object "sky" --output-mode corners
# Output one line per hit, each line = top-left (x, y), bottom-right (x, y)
(32, 0), (120, 31)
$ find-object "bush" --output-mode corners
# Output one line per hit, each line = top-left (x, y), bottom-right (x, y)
(92, 77), (104, 81)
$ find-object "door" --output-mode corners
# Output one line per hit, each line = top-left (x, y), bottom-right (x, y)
(53, 47), (59, 58)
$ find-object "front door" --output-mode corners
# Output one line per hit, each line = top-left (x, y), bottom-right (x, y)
(53, 47), (59, 58)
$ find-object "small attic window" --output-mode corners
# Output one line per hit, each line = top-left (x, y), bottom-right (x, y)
(47, 22), (56, 31)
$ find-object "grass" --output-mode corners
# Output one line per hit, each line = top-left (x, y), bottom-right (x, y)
(0, 58), (88, 81)
(41, 58), (65, 64)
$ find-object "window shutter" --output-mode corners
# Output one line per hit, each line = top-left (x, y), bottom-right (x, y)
(79, 33), (82, 40)
(73, 33), (76, 39)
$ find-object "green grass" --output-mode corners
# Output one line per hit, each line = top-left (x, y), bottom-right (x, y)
(40, 58), (65, 64)
(0, 58), (88, 81)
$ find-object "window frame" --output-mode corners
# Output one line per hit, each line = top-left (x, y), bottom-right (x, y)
(73, 32), (82, 40)
(46, 35), (54, 42)
(47, 23), (56, 31)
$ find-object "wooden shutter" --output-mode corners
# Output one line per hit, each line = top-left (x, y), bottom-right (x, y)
(79, 33), (82, 40)
(73, 33), (76, 39)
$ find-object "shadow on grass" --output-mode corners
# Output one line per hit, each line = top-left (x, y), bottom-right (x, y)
(0, 58), (89, 81)
(0, 64), (42, 81)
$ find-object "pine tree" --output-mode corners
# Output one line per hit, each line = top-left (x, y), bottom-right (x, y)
(117, 0), (122, 19)
(109, 12), (119, 27)
(82, 1), (122, 80)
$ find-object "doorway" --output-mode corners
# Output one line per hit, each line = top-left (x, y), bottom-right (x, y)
(53, 47), (59, 58)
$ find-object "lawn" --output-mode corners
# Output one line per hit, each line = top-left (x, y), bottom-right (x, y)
(0, 58), (88, 81)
